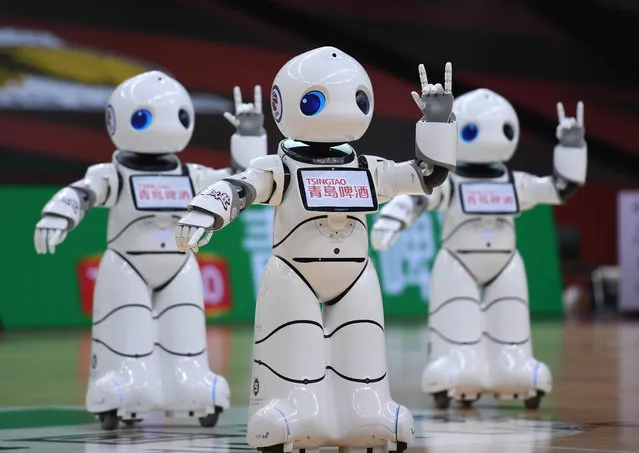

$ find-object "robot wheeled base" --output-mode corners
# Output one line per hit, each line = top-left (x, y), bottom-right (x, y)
(257, 442), (408, 453)
(432, 390), (544, 410)
(96, 406), (224, 431)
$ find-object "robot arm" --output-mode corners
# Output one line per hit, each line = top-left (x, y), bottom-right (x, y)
(34, 163), (118, 254)
(175, 155), (283, 253)
(515, 101), (587, 211)
(187, 163), (233, 194)
(370, 179), (451, 251)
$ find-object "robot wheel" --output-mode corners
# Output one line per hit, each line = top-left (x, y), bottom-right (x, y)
(432, 391), (452, 410)
(524, 390), (545, 410)
(198, 406), (224, 427)
(98, 410), (119, 431)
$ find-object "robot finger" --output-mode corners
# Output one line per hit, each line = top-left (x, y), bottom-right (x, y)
(175, 225), (186, 252)
(198, 231), (213, 247)
(577, 101), (584, 127)
(34, 229), (43, 254)
(418, 63), (428, 94)
(223, 112), (240, 127)
(432, 83), (444, 95)
(188, 227), (205, 249)
(38, 229), (48, 255)
(411, 91), (425, 110)
(254, 85), (262, 114)
(233, 86), (243, 112)
(444, 62), (452, 94)
(47, 229), (61, 254)
(556, 102), (566, 122)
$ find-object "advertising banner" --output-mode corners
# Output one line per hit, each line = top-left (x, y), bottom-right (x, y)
(0, 186), (562, 328)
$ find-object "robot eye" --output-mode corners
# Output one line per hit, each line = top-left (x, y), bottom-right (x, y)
(355, 90), (370, 114)
(503, 122), (515, 141)
(131, 109), (152, 130)
(178, 109), (190, 129)
(461, 123), (478, 142)
(300, 91), (326, 116)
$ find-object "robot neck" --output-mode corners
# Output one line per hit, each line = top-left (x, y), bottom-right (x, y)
(456, 161), (507, 179)
(281, 139), (356, 165)
(116, 150), (180, 172)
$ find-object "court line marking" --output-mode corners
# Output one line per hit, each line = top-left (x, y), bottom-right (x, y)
(0, 406), (85, 412)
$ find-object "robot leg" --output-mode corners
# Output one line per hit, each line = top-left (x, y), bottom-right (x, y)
(86, 249), (160, 430)
(483, 251), (552, 408)
(153, 252), (230, 426)
(323, 259), (414, 453)
(423, 249), (487, 409)
(247, 256), (329, 452)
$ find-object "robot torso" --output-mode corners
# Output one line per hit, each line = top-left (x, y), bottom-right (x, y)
(107, 150), (194, 287)
(442, 162), (519, 284)
(272, 139), (378, 303)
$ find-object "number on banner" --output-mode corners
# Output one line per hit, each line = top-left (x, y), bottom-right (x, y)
(131, 175), (194, 211)
(298, 168), (377, 212)
(460, 182), (519, 214)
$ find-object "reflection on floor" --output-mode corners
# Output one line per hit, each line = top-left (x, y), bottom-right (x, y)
(1, 321), (638, 453)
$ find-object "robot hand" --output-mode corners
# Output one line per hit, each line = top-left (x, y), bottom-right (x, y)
(175, 211), (215, 253)
(34, 215), (68, 254)
(223, 85), (264, 137)
(556, 101), (585, 147)
(370, 217), (403, 251)
(411, 62), (453, 123)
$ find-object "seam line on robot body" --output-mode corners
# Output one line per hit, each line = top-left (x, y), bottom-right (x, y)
(108, 249), (148, 285)
(272, 216), (326, 249)
(274, 255), (317, 297)
(91, 338), (154, 358)
(125, 251), (185, 255)
(455, 249), (513, 254)
(482, 296), (528, 311)
(324, 259), (369, 306)
(253, 360), (327, 384)
(106, 215), (155, 243)
(154, 254), (192, 293)
(272, 406), (291, 435)
(482, 332), (530, 345)
(292, 257), (367, 263)
(153, 302), (205, 320)
(428, 327), (482, 345)
(440, 250), (478, 282)
(155, 343), (206, 357)
(92, 304), (152, 326)
(428, 297), (480, 317)
(254, 320), (324, 345)
(324, 319), (384, 338)
(254, 360), (387, 385)
(442, 217), (513, 243)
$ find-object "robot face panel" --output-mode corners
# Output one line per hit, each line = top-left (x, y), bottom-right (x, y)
(270, 46), (374, 143)
(453, 88), (520, 163)
(106, 71), (194, 154)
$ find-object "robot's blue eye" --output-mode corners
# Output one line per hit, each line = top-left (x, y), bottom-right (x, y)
(131, 109), (152, 130)
(461, 123), (478, 142)
(300, 91), (326, 116)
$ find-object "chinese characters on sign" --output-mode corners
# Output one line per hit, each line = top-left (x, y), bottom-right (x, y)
(131, 175), (194, 210)
(300, 169), (375, 210)
(460, 182), (519, 214)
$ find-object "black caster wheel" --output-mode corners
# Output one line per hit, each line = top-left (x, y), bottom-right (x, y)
(122, 419), (139, 427)
(459, 393), (481, 409)
(524, 390), (545, 410)
(198, 406), (223, 427)
(98, 410), (119, 431)
(390, 441), (408, 453)
(433, 391), (451, 409)
(258, 444), (285, 453)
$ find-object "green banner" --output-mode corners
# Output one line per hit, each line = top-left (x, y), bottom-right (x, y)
(0, 186), (562, 329)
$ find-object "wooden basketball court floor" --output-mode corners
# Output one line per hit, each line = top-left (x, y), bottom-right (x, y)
(1, 321), (638, 453)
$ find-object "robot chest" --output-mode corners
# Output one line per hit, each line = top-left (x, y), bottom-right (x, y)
(452, 179), (520, 217)
(288, 165), (378, 214)
(124, 172), (195, 213)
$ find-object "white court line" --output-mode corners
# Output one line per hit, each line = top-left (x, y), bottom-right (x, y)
(0, 406), (84, 412)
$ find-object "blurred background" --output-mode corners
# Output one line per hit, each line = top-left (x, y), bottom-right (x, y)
(0, 0), (638, 328)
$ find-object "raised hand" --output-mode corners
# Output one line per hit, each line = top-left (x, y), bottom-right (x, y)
(223, 85), (264, 136)
(411, 62), (453, 123)
(556, 101), (585, 147)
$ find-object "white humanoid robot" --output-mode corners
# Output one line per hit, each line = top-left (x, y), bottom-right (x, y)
(174, 46), (458, 453)
(371, 88), (587, 410)
(33, 71), (265, 430)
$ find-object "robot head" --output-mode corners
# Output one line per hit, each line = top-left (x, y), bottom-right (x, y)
(454, 88), (520, 163)
(270, 46), (374, 143)
(106, 71), (194, 153)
